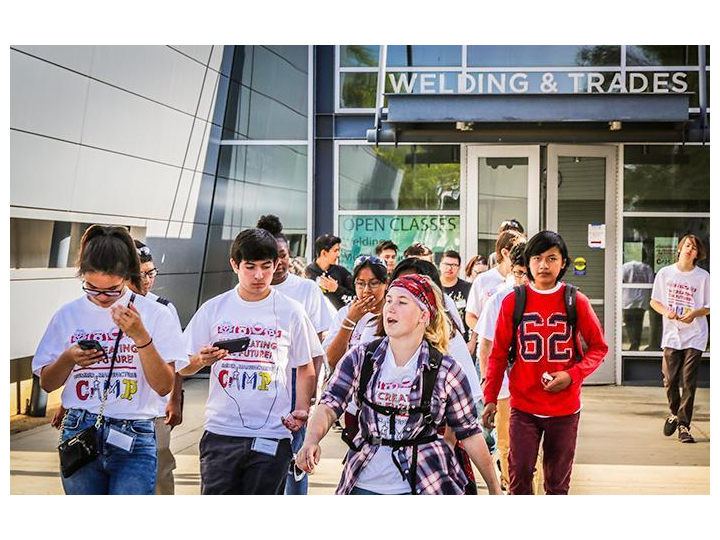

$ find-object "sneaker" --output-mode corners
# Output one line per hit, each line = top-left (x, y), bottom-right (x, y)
(678, 425), (695, 443)
(663, 415), (679, 436)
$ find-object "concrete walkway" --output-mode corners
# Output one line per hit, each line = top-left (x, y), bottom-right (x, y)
(10, 381), (709, 495)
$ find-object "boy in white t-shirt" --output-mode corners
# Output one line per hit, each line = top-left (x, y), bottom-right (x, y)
(650, 234), (710, 444)
(475, 241), (544, 493)
(181, 228), (317, 494)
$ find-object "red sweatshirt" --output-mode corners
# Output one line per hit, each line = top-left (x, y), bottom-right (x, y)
(483, 282), (608, 417)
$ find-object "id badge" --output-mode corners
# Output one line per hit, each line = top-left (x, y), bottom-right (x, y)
(106, 427), (136, 452)
(251, 437), (279, 456)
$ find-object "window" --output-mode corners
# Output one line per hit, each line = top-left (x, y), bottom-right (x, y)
(223, 46), (308, 140)
(467, 45), (621, 67)
(10, 219), (95, 269)
(620, 144), (710, 358)
(338, 145), (460, 211)
(624, 146), (709, 212)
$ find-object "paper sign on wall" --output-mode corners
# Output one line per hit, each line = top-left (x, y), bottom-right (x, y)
(588, 223), (605, 249)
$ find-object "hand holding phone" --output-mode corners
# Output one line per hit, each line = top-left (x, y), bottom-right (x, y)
(212, 337), (251, 355)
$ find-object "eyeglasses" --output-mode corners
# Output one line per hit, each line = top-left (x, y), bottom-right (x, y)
(501, 219), (522, 229)
(353, 255), (387, 268)
(136, 246), (151, 257)
(140, 268), (159, 279)
(512, 270), (528, 278)
(82, 281), (125, 297)
(355, 279), (384, 291)
(440, 261), (460, 268)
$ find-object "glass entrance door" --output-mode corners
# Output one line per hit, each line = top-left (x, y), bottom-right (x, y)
(466, 146), (540, 261)
(547, 145), (617, 384)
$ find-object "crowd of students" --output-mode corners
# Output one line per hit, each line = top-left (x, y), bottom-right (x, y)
(33, 215), (708, 495)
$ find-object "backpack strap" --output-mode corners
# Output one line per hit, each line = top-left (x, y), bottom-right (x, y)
(155, 296), (171, 306)
(340, 338), (384, 452)
(507, 285), (526, 370)
(408, 343), (443, 495)
(564, 284), (582, 361)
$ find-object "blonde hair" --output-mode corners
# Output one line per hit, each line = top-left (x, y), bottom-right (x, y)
(423, 280), (451, 355)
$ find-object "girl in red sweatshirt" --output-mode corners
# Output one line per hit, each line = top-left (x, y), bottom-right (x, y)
(481, 231), (608, 495)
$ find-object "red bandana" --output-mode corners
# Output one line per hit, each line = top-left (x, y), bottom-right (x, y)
(388, 274), (437, 318)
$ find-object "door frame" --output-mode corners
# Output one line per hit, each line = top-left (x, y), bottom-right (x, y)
(546, 144), (618, 384)
(465, 145), (540, 261)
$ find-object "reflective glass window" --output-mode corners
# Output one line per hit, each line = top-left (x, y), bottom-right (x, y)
(223, 46), (308, 139)
(339, 72), (378, 108)
(621, 216), (709, 352)
(339, 45), (379, 67)
(387, 45), (462, 67)
(624, 146), (709, 212)
(626, 45), (700, 66)
(467, 45), (621, 67)
(339, 145), (460, 211)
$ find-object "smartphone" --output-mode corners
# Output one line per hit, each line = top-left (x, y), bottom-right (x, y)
(78, 339), (106, 356)
(212, 337), (251, 354)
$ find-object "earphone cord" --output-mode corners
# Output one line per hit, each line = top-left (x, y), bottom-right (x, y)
(211, 292), (282, 430)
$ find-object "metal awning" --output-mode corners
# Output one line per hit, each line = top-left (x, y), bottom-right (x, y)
(385, 93), (691, 124)
(366, 93), (697, 144)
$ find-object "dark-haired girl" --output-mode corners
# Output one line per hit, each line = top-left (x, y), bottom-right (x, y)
(323, 256), (389, 443)
(481, 230), (608, 495)
(32, 225), (187, 495)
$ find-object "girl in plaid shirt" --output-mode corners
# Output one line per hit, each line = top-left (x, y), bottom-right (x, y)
(297, 274), (502, 495)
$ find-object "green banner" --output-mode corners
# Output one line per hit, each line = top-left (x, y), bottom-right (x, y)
(338, 214), (461, 269)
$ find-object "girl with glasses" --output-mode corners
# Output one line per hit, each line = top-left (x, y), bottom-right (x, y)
(32, 225), (187, 495)
(323, 256), (389, 448)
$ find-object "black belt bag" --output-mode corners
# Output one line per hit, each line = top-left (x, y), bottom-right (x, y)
(58, 294), (134, 478)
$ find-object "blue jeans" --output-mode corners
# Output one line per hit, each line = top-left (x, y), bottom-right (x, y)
(60, 408), (157, 495)
(284, 425), (308, 495)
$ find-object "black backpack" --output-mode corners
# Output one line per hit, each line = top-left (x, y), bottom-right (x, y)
(507, 284), (582, 369)
(340, 338), (443, 495)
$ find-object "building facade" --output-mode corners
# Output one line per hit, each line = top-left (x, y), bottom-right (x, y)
(9, 45), (709, 415)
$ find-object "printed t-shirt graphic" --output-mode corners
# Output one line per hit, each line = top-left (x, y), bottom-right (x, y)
(32, 289), (187, 420)
(651, 264), (710, 351)
(354, 345), (421, 494)
(183, 287), (313, 440)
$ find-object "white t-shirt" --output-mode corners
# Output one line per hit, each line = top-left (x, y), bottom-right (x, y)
(447, 332), (483, 403)
(146, 291), (182, 328)
(273, 273), (333, 335)
(354, 344), (420, 494)
(32, 289), (188, 420)
(651, 264), (710, 351)
(444, 293), (466, 334)
(144, 292), (184, 417)
(475, 284), (513, 400)
(323, 305), (379, 415)
(466, 267), (506, 318)
(184, 287), (314, 440)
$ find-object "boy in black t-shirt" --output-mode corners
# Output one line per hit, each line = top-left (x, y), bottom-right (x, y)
(303, 234), (354, 310)
(440, 250), (472, 342)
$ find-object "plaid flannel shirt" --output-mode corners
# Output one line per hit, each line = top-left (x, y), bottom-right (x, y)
(319, 337), (481, 495)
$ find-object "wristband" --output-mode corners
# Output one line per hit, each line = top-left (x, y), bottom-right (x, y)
(136, 337), (153, 349)
(341, 323), (355, 331)
(343, 317), (357, 327)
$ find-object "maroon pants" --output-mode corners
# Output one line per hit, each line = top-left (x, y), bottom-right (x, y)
(508, 408), (580, 495)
